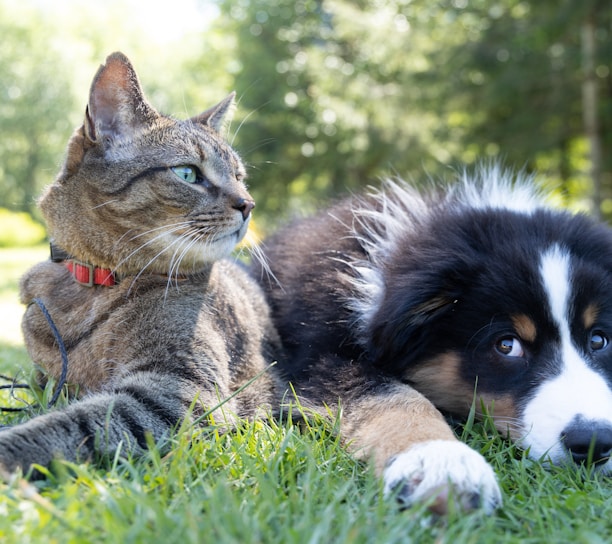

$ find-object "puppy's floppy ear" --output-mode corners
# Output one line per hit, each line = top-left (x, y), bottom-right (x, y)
(367, 262), (467, 373)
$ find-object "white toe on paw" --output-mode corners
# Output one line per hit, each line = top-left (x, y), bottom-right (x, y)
(382, 440), (502, 514)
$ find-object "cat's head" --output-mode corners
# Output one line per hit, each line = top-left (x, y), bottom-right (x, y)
(40, 52), (253, 277)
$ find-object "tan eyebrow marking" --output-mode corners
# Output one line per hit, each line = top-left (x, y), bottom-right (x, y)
(583, 304), (599, 330)
(511, 314), (537, 343)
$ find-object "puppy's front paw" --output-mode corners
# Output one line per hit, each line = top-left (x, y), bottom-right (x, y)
(383, 440), (502, 514)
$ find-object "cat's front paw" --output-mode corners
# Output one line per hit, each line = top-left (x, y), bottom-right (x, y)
(383, 440), (502, 514)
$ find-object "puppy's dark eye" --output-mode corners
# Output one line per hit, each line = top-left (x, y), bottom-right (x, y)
(590, 331), (609, 352)
(495, 336), (525, 358)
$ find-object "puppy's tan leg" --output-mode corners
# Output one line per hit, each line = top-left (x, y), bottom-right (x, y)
(341, 384), (501, 514)
(343, 386), (456, 472)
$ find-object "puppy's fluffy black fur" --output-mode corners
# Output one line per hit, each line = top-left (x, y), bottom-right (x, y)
(253, 166), (612, 511)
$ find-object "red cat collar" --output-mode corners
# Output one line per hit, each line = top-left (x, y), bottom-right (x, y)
(50, 243), (116, 287)
(65, 259), (116, 287)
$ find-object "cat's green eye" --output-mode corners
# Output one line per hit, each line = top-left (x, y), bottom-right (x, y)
(171, 166), (198, 183)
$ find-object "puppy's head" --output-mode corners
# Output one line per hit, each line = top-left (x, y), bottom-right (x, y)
(368, 207), (612, 470)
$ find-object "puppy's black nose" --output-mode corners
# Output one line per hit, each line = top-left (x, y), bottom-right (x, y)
(561, 419), (612, 465)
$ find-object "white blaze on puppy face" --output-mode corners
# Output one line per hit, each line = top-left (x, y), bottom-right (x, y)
(520, 246), (612, 470)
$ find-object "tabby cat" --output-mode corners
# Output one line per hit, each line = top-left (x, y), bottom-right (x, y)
(0, 52), (282, 473)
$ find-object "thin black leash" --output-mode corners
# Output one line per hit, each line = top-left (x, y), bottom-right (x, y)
(0, 298), (69, 412)
(0, 376), (31, 412)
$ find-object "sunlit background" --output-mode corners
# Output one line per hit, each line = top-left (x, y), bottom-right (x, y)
(1, 0), (611, 234)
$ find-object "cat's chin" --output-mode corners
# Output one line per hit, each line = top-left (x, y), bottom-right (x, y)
(132, 231), (244, 276)
(219, 223), (250, 247)
(186, 228), (246, 267)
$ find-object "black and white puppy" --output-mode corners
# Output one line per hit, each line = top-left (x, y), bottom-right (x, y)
(253, 166), (612, 513)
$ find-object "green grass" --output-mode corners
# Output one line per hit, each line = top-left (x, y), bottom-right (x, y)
(0, 246), (48, 353)
(0, 247), (611, 543)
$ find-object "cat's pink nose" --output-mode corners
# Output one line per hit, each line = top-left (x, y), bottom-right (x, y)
(234, 198), (255, 220)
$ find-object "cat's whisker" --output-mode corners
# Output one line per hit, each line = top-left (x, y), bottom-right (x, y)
(164, 231), (206, 299)
(230, 84), (269, 144)
(168, 229), (201, 277)
(118, 220), (226, 278)
(90, 200), (120, 210)
(122, 233), (189, 289)
(163, 226), (212, 288)
(116, 228), (138, 245)
(113, 224), (189, 274)
(116, 223), (182, 247)
(166, 222), (231, 282)
(126, 233), (194, 295)
(114, 223), (192, 260)
(125, 221), (193, 243)
(240, 138), (277, 156)
(243, 235), (284, 291)
(230, 106), (265, 146)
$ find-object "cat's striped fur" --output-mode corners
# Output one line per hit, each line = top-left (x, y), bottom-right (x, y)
(0, 52), (282, 473)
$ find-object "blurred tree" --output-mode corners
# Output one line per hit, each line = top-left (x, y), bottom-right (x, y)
(0, 5), (75, 216)
(215, 0), (446, 224)
(1, 0), (610, 226)
(213, 0), (612, 225)
(422, 0), (611, 215)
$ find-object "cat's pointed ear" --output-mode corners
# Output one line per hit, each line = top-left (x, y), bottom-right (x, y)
(84, 52), (157, 144)
(192, 92), (236, 134)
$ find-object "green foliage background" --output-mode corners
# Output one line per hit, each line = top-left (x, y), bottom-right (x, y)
(0, 0), (610, 233)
